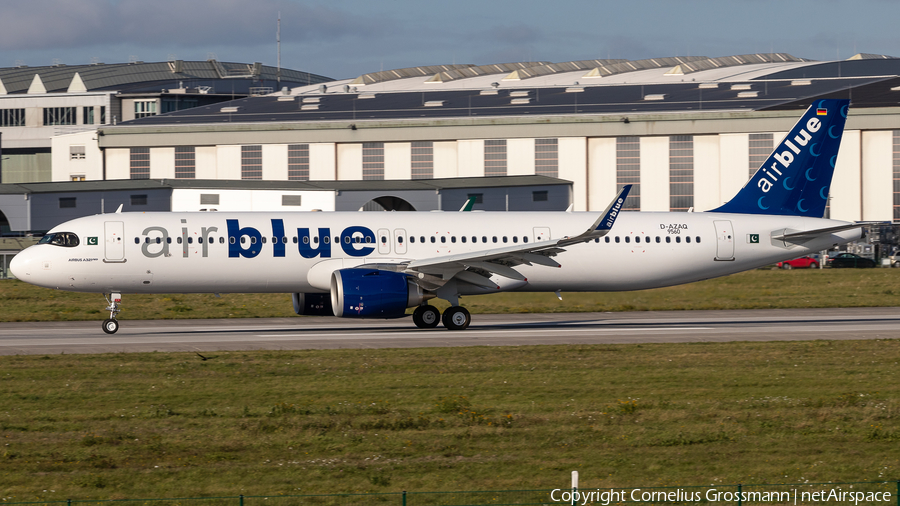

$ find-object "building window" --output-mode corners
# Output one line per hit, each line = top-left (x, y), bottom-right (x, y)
(749, 133), (773, 178)
(134, 100), (157, 119)
(70, 175), (85, 181)
(362, 142), (384, 180)
(100, 106), (106, 125)
(83, 106), (94, 125)
(535, 138), (558, 177)
(669, 135), (693, 211)
(288, 144), (310, 181)
(69, 145), (86, 160)
(175, 146), (195, 179)
(200, 194), (219, 205)
(533, 190), (548, 202)
(616, 137), (641, 211)
(484, 139), (507, 177)
(131, 194), (148, 206)
(43, 107), (76, 125)
(411, 141), (433, 179)
(282, 195), (302, 206)
(59, 197), (76, 209)
(241, 145), (262, 180)
(130, 147), (150, 179)
(0, 109), (25, 127)
(894, 131), (900, 221)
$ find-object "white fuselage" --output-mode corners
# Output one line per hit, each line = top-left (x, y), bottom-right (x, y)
(11, 210), (861, 296)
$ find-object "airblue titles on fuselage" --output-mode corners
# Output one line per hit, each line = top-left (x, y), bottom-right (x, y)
(138, 219), (378, 259)
(225, 219), (374, 259)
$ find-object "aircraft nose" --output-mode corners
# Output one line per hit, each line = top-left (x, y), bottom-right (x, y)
(9, 249), (33, 279)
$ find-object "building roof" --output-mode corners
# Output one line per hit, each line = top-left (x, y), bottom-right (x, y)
(0, 60), (331, 95)
(0, 176), (570, 195)
(101, 54), (900, 129)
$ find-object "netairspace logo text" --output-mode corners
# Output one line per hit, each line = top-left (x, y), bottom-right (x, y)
(550, 487), (892, 505)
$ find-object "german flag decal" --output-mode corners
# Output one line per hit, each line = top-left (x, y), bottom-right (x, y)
(817, 108), (828, 116)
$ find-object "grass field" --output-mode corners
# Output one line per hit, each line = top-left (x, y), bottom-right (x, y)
(2, 268), (900, 322)
(1, 341), (899, 500)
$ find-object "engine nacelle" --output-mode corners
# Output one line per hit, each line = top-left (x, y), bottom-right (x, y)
(291, 293), (333, 316)
(330, 268), (428, 318)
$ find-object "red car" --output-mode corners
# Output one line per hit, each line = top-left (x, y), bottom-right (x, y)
(776, 256), (819, 269)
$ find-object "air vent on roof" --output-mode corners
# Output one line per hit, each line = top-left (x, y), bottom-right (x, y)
(277, 95), (295, 102)
(358, 93), (376, 99)
(511, 98), (531, 105)
(565, 87), (585, 93)
(424, 100), (445, 107)
(301, 104), (320, 110)
(737, 91), (758, 98)
(698, 83), (718, 89)
(730, 84), (752, 90)
(302, 97), (320, 103)
(220, 106), (240, 113)
(480, 89), (498, 95)
(644, 94), (666, 101)
(791, 80), (812, 86)
(509, 90), (531, 97)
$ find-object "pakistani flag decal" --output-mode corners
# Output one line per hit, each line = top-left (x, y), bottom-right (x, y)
(87, 237), (98, 246)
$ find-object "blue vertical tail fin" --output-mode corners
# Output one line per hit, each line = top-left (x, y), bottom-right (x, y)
(711, 98), (850, 217)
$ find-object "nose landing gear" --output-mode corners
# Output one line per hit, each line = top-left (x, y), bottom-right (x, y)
(102, 292), (122, 334)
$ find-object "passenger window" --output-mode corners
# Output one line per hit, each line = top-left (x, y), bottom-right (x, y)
(513, 236), (518, 243)
(344, 237), (351, 244)
(594, 238), (599, 243)
(441, 236), (446, 243)
(686, 236), (691, 243)
(251, 237), (257, 244)
(666, 236), (671, 243)
(198, 237), (203, 244)
(451, 236), (456, 243)
(472, 236), (477, 243)
(615, 236), (620, 243)
(134, 237), (140, 244)
(188, 237), (194, 244)
(625, 236), (630, 243)
(178, 237), (184, 244)
(420, 236), (425, 243)
(230, 237), (236, 244)
(656, 236), (661, 243)
(323, 236), (330, 244)
(261, 237), (267, 244)
(293, 237), (298, 244)
(398, 236), (404, 243)
(696, 236), (701, 243)
(219, 237), (225, 244)
(502, 237), (508, 243)
(676, 236), (681, 243)
(410, 236), (416, 243)
(167, 237), (172, 244)
(303, 237), (310, 244)
(482, 236), (487, 243)
(605, 237), (610, 243)
(381, 236), (387, 243)
(523, 237), (528, 243)
(431, 236), (436, 243)
(461, 236), (467, 243)
(239, 237), (245, 244)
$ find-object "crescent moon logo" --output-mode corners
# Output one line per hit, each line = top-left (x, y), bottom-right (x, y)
(809, 143), (821, 156)
(818, 99), (827, 109)
(830, 155), (837, 168)
(797, 199), (809, 213)
(805, 167), (817, 181)
(783, 176), (795, 190)
(820, 186), (829, 199)
(841, 104), (849, 118)
(829, 125), (840, 139)
(758, 196), (769, 210)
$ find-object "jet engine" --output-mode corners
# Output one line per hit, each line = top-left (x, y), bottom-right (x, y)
(330, 268), (429, 318)
(291, 293), (333, 316)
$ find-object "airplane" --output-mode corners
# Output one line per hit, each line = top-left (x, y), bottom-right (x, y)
(10, 99), (862, 334)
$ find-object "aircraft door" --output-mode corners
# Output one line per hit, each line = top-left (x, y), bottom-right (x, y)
(533, 227), (551, 242)
(394, 229), (407, 255)
(713, 220), (735, 261)
(377, 228), (391, 255)
(104, 221), (126, 263)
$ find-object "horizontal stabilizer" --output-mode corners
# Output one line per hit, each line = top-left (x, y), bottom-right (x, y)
(773, 223), (866, 243)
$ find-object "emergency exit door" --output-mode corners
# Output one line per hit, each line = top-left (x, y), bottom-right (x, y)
(713, 220), (734, 261)
(104, 221), (125, 262)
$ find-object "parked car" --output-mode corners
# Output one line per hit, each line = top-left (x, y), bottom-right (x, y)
(776, 256), (819, 269)
(827, 253), (877, 268)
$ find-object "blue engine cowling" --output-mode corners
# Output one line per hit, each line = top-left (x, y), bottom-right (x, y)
(330, 268), (426, 318)
(291, 293), (333, 316)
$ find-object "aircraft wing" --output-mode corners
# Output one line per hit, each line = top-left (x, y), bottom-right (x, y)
(403, 185), (631, 289)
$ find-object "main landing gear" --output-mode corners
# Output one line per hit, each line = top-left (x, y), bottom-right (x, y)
(412, 304), (471, 331)
(102, 292), (122, 334)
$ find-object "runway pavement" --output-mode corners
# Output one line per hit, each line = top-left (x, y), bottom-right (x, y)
(0, 307), (898, 355)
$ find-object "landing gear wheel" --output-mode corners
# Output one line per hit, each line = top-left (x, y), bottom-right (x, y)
(413, 305), (440, 329)
(102, 319), (119, 334)
(442, 306), (471, 331)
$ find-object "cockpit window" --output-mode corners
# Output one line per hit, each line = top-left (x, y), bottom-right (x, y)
(38, 232), (80, 247)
